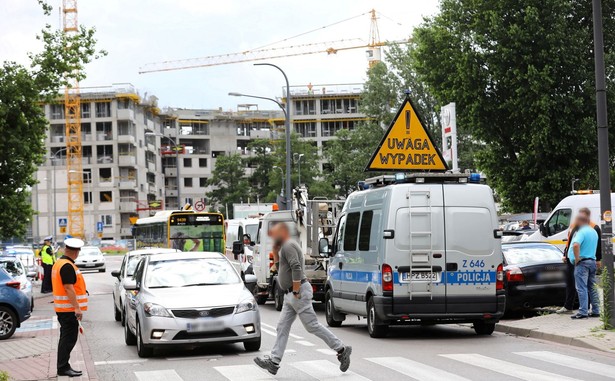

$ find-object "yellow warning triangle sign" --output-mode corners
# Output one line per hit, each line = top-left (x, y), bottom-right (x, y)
(366, 97), (448, 171)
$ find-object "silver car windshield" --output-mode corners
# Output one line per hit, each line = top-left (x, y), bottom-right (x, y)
(146, 258), (240, 288)
(80, 249), (102, 256)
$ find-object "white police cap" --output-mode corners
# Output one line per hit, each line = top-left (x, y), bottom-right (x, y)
(44, 236), (53, 241)
(64, 238), (85, 250)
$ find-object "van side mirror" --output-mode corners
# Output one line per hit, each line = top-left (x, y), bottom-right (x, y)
(318, 238), (331, 257)
(539, 223), (548, 237)
(232, 241), (244, 257)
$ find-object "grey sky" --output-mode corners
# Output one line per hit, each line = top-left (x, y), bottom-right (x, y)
(1, 0), (439, 110)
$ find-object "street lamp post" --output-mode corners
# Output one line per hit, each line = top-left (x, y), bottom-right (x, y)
(146, 132), (181, 209)
(254, 63), (292, 211)
(592, 0), (615, 328)
(294, 153), (305, 186)
(50, 147), (68, 240)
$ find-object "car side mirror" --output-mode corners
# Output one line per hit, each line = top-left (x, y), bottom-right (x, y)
(122, 278), (139, 291)
(111, 270), (121, 279)
(250, 241), (256, 246)
(232, 241), (244, 256)
(244, 274), (257, 284)
(318, 237), (331, 257)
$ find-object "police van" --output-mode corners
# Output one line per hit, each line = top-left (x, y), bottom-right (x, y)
(322, 173), (505, 338)
(525, 192), (614, 250)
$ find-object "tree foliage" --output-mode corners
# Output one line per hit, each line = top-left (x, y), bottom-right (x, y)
(206, 154), (250, 219)
(412, 0), (615, 211)
(0, 1), (105, 239)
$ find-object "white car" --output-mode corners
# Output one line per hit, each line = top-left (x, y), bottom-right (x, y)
(112, 248), (179, 325)
(0, 256), (34, 312)
(75, 246), (106, 272)
(4, 246), (38, 280)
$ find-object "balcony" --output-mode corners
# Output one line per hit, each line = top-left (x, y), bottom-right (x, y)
(164, 167), (177, 177)
(119, 201), (137, 212)
(117, 108), (135, 120)
(117, 135), (136, 145)
(146, 119), (154, 131)
(147, 183), (156, 195)
(166, 189), (178, 197)
(147, 161), (156, 172)
(147, 143), (156, 152)
(119, 180), (137, 189)
(119, 155), (136, 166)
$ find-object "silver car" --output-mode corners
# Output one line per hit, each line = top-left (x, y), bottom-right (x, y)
(123, 252), (261, 358)
(112, 248), (179, 325)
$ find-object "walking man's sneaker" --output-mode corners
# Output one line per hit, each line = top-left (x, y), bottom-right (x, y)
(254, 356), (280, 375)
(589, 313), (600, 318)
(570, 313), (588, 319)
(337, 346), (352, 372)
(555, 307), (573, 314)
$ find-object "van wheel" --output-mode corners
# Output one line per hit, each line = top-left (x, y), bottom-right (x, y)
(325, 290), (343, 327)
(253, 284), (267, 305)
(367, 297), (388, 338)
(274, 286), (284, 311)
(473, 321), (495, 335)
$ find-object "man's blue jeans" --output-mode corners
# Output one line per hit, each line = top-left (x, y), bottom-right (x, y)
(574, 260), (600, 316)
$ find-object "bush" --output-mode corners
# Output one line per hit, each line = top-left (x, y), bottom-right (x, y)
(0, 370), (10, 381)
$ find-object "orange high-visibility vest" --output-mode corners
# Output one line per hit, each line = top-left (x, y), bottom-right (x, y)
(51, 258), (88, 313)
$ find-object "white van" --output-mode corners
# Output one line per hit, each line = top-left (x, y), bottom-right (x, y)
(526, 193), (612, 249)
(225, 218), (260, 276)
(323, 173), (505, 338)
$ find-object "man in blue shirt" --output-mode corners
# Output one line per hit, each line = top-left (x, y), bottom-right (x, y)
(567, 208), (600, 319)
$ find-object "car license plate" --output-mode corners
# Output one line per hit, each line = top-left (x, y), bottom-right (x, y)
(85, 263), (95, 267)
(537, 271), (564, 281)
(186, 319), (224, 333)
(401, 271), (440, 282)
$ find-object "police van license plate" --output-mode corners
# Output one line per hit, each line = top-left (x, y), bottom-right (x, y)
(401, 271), (440, 282)
(186, 319), (224, 333)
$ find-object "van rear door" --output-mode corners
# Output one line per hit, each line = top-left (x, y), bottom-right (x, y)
(390, 184), (447, 314)
(443, 185), (500, 313)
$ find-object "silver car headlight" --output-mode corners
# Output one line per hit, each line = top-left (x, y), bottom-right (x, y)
(143, 302), (172, 318)
(236, 297), (257, 314)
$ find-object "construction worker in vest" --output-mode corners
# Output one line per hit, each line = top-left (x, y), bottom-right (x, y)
(52, 238), (87, 378)
(40, 236), (56, 294)
(556, 207), (602, 314)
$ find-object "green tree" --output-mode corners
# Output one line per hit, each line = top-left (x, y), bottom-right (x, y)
(412, 0), (615, 211)
(207, 154), (250, 218)
(0, 1), (104, 239)
(246, 138), (275, 201)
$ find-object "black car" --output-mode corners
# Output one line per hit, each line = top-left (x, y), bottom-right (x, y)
(502, 242), (567, 313)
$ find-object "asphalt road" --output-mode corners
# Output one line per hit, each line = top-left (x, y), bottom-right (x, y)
(80, 256), (615, 381)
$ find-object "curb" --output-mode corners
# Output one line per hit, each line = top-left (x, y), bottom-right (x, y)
(79, 333), (99, 381)
(495, 323), (605, 352)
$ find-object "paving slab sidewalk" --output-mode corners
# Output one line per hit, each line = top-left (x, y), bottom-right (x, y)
(0, 291), (98, 381)
(496, 313), (615, 353)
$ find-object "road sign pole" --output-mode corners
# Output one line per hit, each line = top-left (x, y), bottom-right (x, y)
(592, 0), (615, 328)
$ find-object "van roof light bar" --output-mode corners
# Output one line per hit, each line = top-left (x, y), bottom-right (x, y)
(363, 172), (470, 187)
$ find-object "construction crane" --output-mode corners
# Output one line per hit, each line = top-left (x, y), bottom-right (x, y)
(139, 9), (406, 74)
(63, 0), (85, 238)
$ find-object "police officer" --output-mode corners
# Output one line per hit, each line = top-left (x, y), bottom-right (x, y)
(40, 236), (55, 293)
(52, 238), (87, 378)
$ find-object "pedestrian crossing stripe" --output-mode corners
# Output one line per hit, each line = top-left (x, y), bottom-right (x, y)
(441, 353), (580, 381)
(132, 351), (614, 381)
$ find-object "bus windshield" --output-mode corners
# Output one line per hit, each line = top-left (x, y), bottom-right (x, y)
(169, 213), (224, 253)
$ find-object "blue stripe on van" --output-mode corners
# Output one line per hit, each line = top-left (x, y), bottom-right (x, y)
(329, 268), (496, 285)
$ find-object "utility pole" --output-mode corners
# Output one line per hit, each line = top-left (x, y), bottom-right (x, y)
(592, 0), (615, 327)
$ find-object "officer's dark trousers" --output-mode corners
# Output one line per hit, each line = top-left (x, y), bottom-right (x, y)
(41, 264), (53, 293)
(564, 260), (581, 310)
(57, 312), (79, 372)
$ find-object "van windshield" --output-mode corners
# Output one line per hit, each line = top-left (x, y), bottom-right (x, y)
(245, 224), (258, 241)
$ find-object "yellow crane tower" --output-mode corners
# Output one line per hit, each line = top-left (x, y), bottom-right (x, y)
(139, 9), (404, 74)
(63, 0), (84, 238)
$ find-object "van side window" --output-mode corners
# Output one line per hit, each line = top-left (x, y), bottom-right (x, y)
(344, 212), (361, 251)
(369, 210), (382, 252)
(256, 221), (262, 244)
(545, 209), (572, 236)
(333, 215), (346, 253)
(358, 211), (374, 251)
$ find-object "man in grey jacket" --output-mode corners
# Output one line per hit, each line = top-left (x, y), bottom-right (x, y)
(254, 222), (351, 375)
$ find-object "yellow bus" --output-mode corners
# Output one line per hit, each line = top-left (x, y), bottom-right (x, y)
(133, 210), (225, 252)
